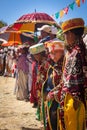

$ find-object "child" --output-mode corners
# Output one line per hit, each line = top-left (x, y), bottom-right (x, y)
(42, 39), (64, 130)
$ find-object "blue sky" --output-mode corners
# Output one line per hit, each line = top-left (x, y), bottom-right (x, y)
(0, 0), (87, 26)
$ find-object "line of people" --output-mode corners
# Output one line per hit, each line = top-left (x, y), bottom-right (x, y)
(16, 18), (87, 130)
(28, 18), (87, 130)
(0, 18), (87, 130)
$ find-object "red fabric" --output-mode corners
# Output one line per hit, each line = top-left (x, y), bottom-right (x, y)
(16, 13), (56, 22)
(30, 61), (38, 103)
(35, 62), (50, 103)
(13, 23), (22, 31)
(12, 69), (14, 73)
(48, 91), (54, 99)
(14, 64), (17, 68)
(36, 61), (50, 92)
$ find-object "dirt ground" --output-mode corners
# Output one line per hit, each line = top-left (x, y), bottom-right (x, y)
(0, 76), (41, 130)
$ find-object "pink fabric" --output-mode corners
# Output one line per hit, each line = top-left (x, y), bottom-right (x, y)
(17, 54), (29, 74)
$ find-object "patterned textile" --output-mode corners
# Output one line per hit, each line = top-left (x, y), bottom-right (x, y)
(36, 61), (49, 92)
(16, 13), (57, 23)
(17, 54), (29, 74)
(62, 45), (86, 103)
(42, 57), (63, 130)
(54, 44), (87, 130)
(35, 60), (50, 120)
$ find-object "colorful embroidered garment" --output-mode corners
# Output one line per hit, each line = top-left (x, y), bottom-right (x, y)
(55, 44), (86, 130)
(35, 60), (50, 120)
(42, 57), (63, 130)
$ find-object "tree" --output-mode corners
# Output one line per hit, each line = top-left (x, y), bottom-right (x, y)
(0, 20), (7, 28)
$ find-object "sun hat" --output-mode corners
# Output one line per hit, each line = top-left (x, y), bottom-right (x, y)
(45, 39), (64, 52)
(37, 25), (51, 33)
(61, 18), (84, 33)
(29, 42), (45, 55)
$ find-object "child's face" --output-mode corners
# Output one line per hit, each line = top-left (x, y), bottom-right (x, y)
(34, 53), (41, 61)
(49, 50), (63, 62)
(64, 31), (76, 46)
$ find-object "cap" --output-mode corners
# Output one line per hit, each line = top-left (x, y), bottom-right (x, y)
(37, 25), (51, 33)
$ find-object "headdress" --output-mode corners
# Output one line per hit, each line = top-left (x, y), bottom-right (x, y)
(45, 39), (64, 52)
(61, 18), (84, 33)
(29, 42), (45, 54)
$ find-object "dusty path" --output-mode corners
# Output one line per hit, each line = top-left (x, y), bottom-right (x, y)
(0, 76), (41, 130)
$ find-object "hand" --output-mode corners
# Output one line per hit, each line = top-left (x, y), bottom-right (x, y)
(46, 94), (51, 101)
(46, 92), (54, 101)
(73, 98), (80, 110)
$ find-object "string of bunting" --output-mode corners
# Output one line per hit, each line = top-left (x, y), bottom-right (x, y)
(52, 0), (86, 19)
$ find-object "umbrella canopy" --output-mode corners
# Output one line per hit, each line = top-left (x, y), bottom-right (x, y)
(0, 38), (7, 43)
(9, 12), (60, 32)
(0, 26), (9, 33)
(1, 31), (22, 46)
(0, 31), (36, 46)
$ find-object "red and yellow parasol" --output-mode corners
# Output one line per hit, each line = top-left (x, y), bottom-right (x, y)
(8, 12), (60, 32)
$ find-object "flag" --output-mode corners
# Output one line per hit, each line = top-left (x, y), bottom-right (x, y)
(69, 2), (75, 10)
(64, 7), (69, 14)
(55, 12), (59, 19)
(82, 0), (85, 3)
(75, 0), (80, 7)
(60, 10), (65, 18)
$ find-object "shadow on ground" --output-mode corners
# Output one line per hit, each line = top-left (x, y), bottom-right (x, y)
(22, 127), (40, 130)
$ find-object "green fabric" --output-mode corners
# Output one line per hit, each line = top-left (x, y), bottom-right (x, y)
(42, 101), (46, 130)
(42, 84), (46, 130)
(48, 101), (52, 108)
(36, 106), (40, 121)
(34, 35), (38, 42)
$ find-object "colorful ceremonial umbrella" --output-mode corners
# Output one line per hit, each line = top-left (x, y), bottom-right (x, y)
(0, 31), (35, 46)
(0, 26), (9, 33)
(0, 38), (7, 44)
(9, 12), (60, 32)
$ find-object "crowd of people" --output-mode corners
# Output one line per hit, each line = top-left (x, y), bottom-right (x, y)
(0, 18), (87, 130)
(0, 46), (17, 77)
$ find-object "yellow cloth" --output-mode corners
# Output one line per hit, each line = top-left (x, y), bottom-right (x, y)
(20, 23), (35, 32)
(64, 93), (85, 130)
